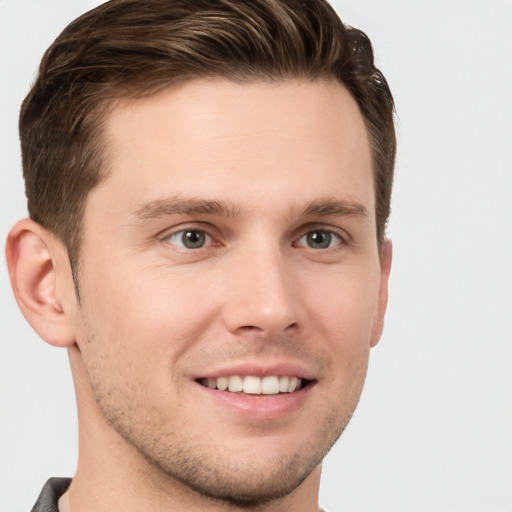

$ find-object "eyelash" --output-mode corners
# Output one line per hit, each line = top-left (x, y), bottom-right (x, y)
(161, 224), (348, 252)
(163, 228), (216, 250)
(294, 229), (344, 250)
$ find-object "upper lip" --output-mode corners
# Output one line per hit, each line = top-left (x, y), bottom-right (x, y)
(193, 361), (315, 381)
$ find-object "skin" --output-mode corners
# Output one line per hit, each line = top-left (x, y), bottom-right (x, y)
(7, 79), (391, 512)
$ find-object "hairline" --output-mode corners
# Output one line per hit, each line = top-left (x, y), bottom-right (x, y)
(69, 74), (384, 297)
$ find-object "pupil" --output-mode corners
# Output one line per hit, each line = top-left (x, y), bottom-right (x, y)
(308, 231), (330, 249)
(183, 230), (205, 248)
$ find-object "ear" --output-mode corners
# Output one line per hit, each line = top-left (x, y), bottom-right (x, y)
(370, 239), (392, 347)
(6, 218), (77, 347)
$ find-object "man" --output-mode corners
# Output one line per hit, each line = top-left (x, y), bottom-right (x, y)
(6, 0), (395, 510)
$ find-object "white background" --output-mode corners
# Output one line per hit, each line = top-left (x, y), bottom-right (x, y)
(1, 1), (511, 511)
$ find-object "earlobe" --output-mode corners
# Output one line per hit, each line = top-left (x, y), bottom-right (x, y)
(370, 239), (392, 347)
(6, 218), (76, 348)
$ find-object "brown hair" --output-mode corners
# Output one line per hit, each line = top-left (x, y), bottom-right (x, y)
(20, 0), (395, 277)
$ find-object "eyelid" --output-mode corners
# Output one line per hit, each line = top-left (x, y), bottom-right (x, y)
(157, 221), (350, 249)
(159, 223), (219, 248)
(294, 231), (342, 249)
(293, 223), (351, 247)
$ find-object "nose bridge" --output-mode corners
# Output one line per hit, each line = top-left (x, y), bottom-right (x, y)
(222, 241), (301, 337)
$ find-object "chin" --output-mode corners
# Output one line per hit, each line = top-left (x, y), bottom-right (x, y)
(135, 423), (341, 507)
(161, 449), (318, 506)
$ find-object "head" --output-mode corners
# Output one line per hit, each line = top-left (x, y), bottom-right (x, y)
(20, 0), (395, 285)
(9, 0), (395, 508)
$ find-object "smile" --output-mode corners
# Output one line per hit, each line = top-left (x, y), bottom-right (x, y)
(197, 375), (305, 395)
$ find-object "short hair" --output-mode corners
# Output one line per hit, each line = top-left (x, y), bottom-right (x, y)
(20, 0), (395, 276)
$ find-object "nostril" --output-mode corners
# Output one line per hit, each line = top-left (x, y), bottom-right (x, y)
(285, 322), (298, 331)
(236, 322), (298, 336)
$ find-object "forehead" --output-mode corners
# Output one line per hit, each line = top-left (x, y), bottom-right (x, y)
(91, 79), (374, 221)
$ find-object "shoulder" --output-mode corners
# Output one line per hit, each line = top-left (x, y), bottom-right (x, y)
(30, 478), (71, 512)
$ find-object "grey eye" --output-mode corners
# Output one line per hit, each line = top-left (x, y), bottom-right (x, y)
(166, 229), (210, 249)
(297, 230), (341, 249)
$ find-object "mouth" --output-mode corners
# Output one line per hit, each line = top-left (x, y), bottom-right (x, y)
(194, 369), (316, 420)
(196, 375), (310, 396)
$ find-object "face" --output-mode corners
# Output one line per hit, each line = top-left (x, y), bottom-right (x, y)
(70, 79), (389, 504)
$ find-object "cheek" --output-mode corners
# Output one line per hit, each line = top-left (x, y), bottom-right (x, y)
(79, 261), (219, 346)
(304, 263), (381, 346)
(302, 263), (380, 403)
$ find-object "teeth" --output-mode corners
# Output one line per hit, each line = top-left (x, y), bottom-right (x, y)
(200, 375), (304, 394)
(288, 376), (298, 392)
(243, 376), (261, 394)
(217, 376), (228, 391)
(261, 376), (280, 394)
(228, 375), (243, 392)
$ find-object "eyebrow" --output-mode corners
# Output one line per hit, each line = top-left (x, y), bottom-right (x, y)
(132, 196), (242, 222)
(131, 195), (368, 223)
(301, 197), (369, 219)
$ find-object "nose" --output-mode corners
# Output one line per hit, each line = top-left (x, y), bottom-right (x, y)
(221, 245), (304, 338)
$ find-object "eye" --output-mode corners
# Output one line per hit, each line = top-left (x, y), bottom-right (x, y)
(296, 229), (343, 249)
(165, 229), (212, 249)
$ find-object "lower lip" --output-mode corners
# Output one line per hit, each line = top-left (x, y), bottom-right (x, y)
(196, 382), (314, 421)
